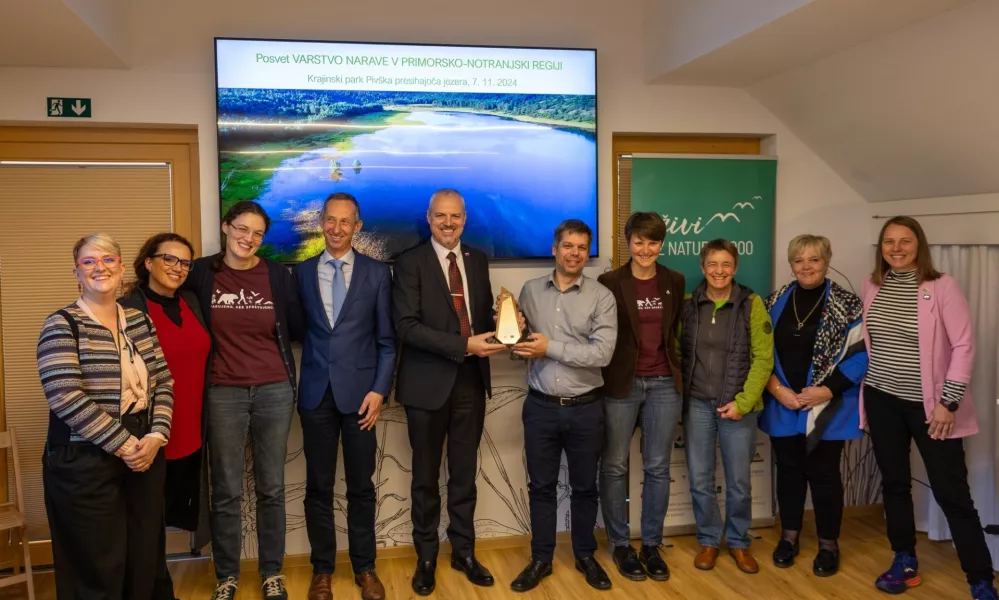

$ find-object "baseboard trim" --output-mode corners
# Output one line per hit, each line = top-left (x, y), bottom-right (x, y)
(16, 505), (883, 572)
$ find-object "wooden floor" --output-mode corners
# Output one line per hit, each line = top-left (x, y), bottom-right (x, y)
(7, 511), (975, 599)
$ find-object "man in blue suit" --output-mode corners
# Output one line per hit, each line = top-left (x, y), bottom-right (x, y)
(293, 192), (395, 600)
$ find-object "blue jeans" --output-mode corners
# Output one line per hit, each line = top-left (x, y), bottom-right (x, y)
(683, 398), (759, 549)
(600, 376), (682, 547)
(207, 381), (294, 580)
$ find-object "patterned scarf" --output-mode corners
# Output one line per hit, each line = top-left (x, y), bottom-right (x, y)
(765, 280), (865, 450)
(765, 280), (863, 386)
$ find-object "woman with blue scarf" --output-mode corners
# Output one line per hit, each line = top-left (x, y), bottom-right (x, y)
(760, 235), (867, 577)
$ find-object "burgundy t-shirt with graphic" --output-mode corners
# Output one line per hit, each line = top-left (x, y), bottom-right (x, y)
(634, 276), (671, 376)
(210, 261), (288, 386)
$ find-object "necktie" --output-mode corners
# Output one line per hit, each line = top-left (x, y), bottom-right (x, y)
(447, 252), (472, 337)
(331, 258), (346, 326)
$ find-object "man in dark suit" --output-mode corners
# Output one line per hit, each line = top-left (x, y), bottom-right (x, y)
(293, 192), (395, 600)
(392, 188), (508, 596)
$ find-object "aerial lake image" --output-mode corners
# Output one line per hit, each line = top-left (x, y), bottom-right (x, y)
(217, 89), (597, 261)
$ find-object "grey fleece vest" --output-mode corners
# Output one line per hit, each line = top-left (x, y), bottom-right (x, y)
(681, 281), (754, 405)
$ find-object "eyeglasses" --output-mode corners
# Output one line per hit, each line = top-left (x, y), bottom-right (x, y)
(229, 224), (265, 242)
(77, 256), (120, 270)
(152, 253), (193, 271)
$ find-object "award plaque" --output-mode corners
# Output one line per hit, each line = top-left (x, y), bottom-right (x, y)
(494, 287), (524, 346)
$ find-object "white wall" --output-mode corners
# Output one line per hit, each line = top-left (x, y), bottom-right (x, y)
(869, 193), (999, 247)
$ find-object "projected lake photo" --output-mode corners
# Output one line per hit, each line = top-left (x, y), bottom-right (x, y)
(217, 89), (597, 262)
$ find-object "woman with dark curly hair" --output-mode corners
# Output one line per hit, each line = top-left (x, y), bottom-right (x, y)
(121, 232), (211, 599)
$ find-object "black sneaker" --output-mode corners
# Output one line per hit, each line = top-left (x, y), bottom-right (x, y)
(612, 545), (647, 581)
(209, 577), (238, 600)
(261, 575), (288, 600)
(640, 545), (670, 581)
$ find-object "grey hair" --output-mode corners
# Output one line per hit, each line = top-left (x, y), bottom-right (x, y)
(427, 188), (466, 213)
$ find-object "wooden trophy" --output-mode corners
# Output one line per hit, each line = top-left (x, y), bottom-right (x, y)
(494, 286), (524, 346)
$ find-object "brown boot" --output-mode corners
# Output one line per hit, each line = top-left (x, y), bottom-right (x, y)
(355, 569), (386, 600)
(729, 548), (760, 574)
(694, 546), (719, 570)
(308, 573), (332, 600)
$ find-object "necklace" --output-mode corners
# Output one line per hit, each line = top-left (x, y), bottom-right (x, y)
(792, 287), (824, 331)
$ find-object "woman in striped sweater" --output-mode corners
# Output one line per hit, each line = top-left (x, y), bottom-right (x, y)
(862, 216), (996, 600)
(37, 233), (174, 599)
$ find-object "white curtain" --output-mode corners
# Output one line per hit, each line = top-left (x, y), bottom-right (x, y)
(912, 246), (999, 569)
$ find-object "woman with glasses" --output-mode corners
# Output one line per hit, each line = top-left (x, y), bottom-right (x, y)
(121, 232), (211, 600)
(183, 201), (304, 600)
(37, 233), (174, 598)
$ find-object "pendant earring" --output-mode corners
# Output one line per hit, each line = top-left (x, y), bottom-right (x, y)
(77, 283), (82, 294)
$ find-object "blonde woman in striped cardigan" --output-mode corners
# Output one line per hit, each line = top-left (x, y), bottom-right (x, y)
(37, 233), (174, 599)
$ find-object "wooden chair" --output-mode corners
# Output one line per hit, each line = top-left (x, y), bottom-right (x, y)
(0, 427), (35, 600)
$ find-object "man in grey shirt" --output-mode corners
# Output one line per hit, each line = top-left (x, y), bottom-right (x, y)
(508, 219), (618, 593)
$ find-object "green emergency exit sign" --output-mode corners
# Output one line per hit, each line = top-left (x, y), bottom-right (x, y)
(47, 97), (91, 118)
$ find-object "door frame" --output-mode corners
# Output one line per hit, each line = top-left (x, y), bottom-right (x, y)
(0, 123), (202, 567)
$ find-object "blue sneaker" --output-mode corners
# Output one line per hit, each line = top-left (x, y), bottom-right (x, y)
(875, 552), (920, 594)
(971, 581), (999, 600)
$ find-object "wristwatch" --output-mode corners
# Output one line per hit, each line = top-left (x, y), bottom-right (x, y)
(942, 399), (960, 413)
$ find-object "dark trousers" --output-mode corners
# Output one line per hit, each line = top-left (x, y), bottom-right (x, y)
(523, 392), (604, 562)
(771, 434), (845, 540)
(43, 428), (167, 599)
(300, 386), (378, 574)
(406, 359), (485, 561)
(151, 449), (204, 600)
(865, 385), (994, 584)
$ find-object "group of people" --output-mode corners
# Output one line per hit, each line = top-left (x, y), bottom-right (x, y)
(34, 186), (997, 600)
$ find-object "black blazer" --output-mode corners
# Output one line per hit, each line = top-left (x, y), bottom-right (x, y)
(597, 261), (685, 398)
(183, 254), (305, 397)
(392, 242), (494, 410)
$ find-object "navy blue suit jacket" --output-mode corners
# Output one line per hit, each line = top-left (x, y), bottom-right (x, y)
(293, 249), (396, 412)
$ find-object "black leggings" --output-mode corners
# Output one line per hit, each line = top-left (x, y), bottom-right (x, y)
(771, 434), (845, 540)
(865, 385), (993, 584)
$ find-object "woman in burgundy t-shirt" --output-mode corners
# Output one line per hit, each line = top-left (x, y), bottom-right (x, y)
(595, 212), (686, 581)
(121, 232), (211, 600)
(182, 201), (303, 600)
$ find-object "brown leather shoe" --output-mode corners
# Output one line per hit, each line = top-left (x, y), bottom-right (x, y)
(308, 573), (333, 600)
(694, 546), (719, 570)
(729, 548), (760, 574)
(355, 569), (386, 600)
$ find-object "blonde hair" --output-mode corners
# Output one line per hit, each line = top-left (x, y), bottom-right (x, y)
(73, 233), (121, 261)
(787, 234), (831, 264)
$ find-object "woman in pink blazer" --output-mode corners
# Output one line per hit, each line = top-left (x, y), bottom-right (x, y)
(861, 216), (995, 600)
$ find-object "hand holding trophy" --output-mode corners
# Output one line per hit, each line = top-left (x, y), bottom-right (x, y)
(493, 287), (526, 346)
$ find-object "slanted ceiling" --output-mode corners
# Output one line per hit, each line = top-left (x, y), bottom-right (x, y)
(0, 0), (128, 68)
(645, 0), (995, 202)
(747, 0), (999, 202)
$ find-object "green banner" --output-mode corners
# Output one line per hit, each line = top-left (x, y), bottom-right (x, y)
(631, 155), (776, 296)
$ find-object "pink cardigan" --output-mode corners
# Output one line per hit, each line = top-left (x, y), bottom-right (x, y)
(860, 274), (979, 439)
